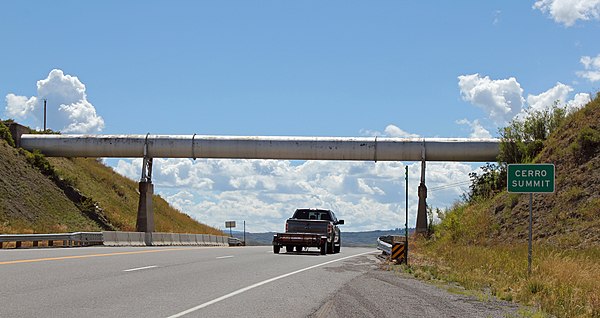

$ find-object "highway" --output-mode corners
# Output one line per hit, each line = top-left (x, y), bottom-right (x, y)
(0, 246), (379, 318)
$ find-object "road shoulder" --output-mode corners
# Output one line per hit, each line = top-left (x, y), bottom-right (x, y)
(310, 257), (523, 318)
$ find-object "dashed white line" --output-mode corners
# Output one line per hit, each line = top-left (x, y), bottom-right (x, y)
(123, 265), (158, 272)
(166, 250), (377, 318)
(216, 256), (234, 259)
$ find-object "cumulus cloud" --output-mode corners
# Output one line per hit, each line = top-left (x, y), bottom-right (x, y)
(360, 124), (420, 138)
(112, 157), (474, 232)
(577, 54), (600, 82)
(533, 0), (600, 26)
(459, 74), (591, 127)
(458, 73), (525, 125)
(4, 69), (104, 133)
(523, 83), (591, 117)
(456, 119), (493, 138)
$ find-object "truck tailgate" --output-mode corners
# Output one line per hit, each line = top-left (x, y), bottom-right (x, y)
(273, 232), (324, 247)
(286, 219), (329, 234)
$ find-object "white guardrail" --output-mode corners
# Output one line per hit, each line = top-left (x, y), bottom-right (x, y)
(0, 231), (230, 248)
(377, 236), (393, 255)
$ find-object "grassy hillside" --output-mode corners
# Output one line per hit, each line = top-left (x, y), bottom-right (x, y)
(0, 139), (101, 233)
(0, 121), (222, 236)
(47, 157), (222, 234)
(407, 94), (600, 318)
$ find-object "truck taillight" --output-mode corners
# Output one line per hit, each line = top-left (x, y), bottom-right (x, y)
(285, 222), (288, 232)
(327, 224), (333, 234)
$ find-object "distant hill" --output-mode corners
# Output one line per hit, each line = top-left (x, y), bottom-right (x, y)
(230, 229), (410, 247)
(0, 121), (222, 235)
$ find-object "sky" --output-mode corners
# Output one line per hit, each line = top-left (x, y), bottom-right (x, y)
(2, 1), (600, 232)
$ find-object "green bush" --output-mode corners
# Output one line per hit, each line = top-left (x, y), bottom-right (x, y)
(498, 102), (568, 164)
(21, 149), (57, 178)
(569, 126), (600, 161)
(0, 121), (15, 147)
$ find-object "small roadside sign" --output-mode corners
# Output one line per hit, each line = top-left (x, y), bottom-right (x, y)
(507, 164), (555, 193)
(225, 221), (236, 228)
(506, 163), (555, 276)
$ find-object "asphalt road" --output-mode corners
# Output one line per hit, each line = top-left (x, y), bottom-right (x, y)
(0, 246), (379, 317)
(0, 246), (520, 318)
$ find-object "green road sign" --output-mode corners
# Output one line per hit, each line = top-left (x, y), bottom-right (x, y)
(507, 164), (555, 193)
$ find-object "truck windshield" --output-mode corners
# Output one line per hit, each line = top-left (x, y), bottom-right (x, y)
(293, 210), (332, 221)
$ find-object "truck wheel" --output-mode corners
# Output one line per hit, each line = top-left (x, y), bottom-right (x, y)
(273, 245), (280, 254)
(286, 245), (294, 253)
(296, 246), (303, 252)
(320, 241), (327, 255)
(327, 241), (334, 254)
(334, 243), (341, 254)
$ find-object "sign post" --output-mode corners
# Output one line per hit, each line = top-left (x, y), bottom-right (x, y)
(507, 164), (555, 275)
(225, 221), (236, 237)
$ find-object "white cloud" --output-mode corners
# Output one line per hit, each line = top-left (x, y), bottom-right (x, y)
(526, 82), (573, 112)
(522, 83), (591, 117)
(458, 74), (591, 127)
(567, 92), (593, 111)
(456, 119), (493, 138)
(533, 0), (600, 26)
(6, 94), (38, 119)
(112, 156), (475, 232)
(577, 54), (600, 82)
(458, 73), (525, 125)
(384, 125), (420, 138)
(360, 124), (420, 138)
(3, 69), (104, 133)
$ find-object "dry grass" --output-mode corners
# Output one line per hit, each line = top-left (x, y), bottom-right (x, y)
(410, 239), (600, 317)
(48, 157), (223, 235)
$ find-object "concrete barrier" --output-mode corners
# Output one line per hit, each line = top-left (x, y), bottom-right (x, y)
(151, 233), (167, 246)
(102, 231), (118, 246)
(116, 231), (129, 246)
(128, 232), (145, 246)
(180, 234), (193, 245)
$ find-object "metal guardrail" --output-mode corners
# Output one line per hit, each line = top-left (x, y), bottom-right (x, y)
(0, 232), (104, 248)
(377, 236), (392, 255)
(0, 231), (232, 248)
(377, 235), (407, 255)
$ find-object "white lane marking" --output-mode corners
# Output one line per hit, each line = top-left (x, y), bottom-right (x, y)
(166, 250), (377, 318)
(216, 256), (234, 259)
(123, 265), (158, 272)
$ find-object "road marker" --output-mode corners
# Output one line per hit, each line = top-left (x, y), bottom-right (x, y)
(216, 256), (234, 259)
(123, 265), (158, 272)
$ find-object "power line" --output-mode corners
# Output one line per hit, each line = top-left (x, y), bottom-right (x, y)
(428, 180), (471, 192)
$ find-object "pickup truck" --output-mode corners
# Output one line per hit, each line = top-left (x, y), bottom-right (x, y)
(272, 209), (344, 255)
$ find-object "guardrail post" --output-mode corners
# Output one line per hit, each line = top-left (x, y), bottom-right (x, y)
(15, 241), (22, 248)
(33, 241), (38, 247)
(48, 240), (53, 247)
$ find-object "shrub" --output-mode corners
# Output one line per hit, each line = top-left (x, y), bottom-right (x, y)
(498, 102), (568, 164)
(0, 121), (15, 147)
(569, 126), (600, 161)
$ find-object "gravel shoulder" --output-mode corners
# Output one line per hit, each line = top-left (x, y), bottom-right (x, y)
(310, 255), (523, 318)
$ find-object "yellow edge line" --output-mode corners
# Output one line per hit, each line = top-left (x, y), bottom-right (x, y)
(0, 247), (198, 265)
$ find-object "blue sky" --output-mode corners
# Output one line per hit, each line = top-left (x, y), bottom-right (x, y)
(2, 1), (600, 232)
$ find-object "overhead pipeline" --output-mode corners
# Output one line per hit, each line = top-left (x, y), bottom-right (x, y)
(20, 134), (500, 162)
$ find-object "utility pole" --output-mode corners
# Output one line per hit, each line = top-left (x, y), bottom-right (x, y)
(405, 165), (409, 265)
(43, 99), (47, 131)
